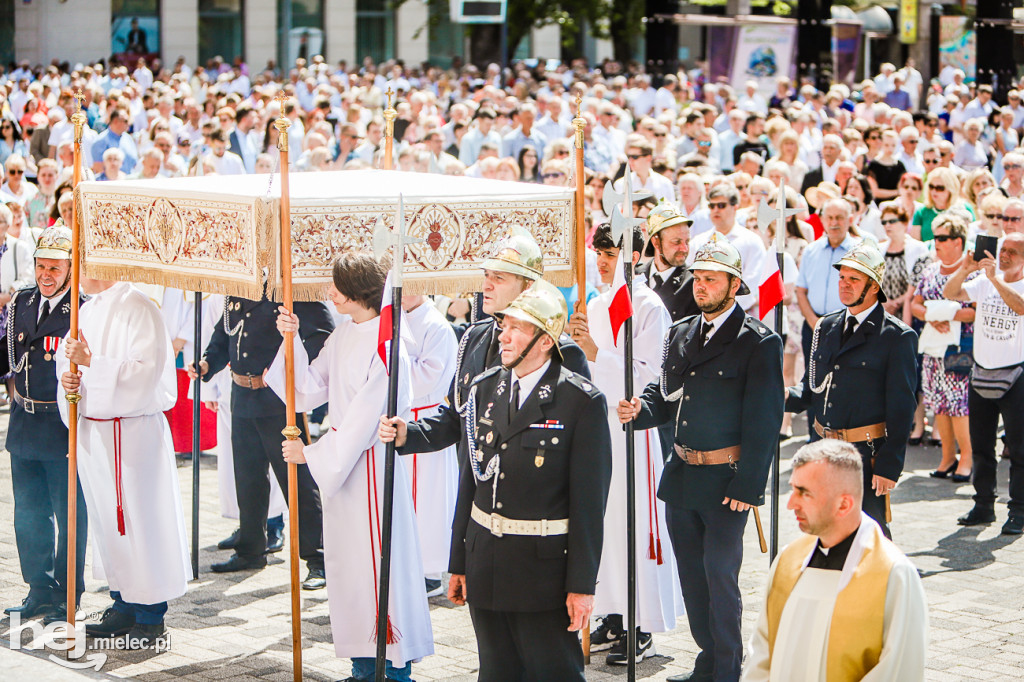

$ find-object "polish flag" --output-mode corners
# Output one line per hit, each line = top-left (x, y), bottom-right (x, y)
(758, 244), (785, 321)
(608, 249), (633, 347)
(377, 271), (394, 372)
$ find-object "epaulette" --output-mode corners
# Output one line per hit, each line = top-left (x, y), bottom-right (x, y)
(671, 313), (700, 329)
(469, 365), (502, 387)
(563, 369), (600, 397)
(883, 311), (912, 332)
(744, 316), (771, 337)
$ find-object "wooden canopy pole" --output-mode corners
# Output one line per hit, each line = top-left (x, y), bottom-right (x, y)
(64, 89), (87, 644)
(383, 88), (396, 170)
(274, 92), (303, 682)
(572, 92), (588, 315)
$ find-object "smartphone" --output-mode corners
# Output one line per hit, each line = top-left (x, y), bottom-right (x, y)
(975, 235), (999, 262)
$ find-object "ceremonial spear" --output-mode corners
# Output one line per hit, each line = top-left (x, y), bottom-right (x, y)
(756, 182), (800, 560)
(272, 93), (305, 682)
(603, 172), (651, 682)
(372, 195), (423, 682)
(64, 89), (87, 646)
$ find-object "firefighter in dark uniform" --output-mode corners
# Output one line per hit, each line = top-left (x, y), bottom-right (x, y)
(189, 293), (334, 588)
(619, 235), (784, 682)
(395, 227), (589, 471)
(638, 202), (700, 321)
(785, 241), (918, 538)
(0, 225), (87, 623)
(638, 203), (700, 466)
(381, 280), (612, 681)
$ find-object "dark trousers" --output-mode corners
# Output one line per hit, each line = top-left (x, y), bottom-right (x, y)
(854, 443), (892, 539)
(665, 504), (747, 682)
(969, 378), (1024, 515)
(110, 590), (167, 625)
(469, 606), (584, 682)
(801, 321), (821, 443)
(10, 456), (87, 606)
(232, 411), (324, 570)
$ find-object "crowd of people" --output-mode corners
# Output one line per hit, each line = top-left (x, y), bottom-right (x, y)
(2, 51), (1024, 681)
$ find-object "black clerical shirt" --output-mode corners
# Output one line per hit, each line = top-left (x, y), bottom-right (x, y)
(806, 525), (858, 571)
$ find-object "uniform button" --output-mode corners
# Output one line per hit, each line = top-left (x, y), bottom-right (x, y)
(564, 549), (568, 554)
(540, 440), (546, 446)
(30, 345), (35, 350)
(245, 312), (251, 318)
(684, 395), (690, 401)
(834, 364), (840, 370)
(690, 371), (696, 377)
(681, 420), (688, 427)
(828, 402), (833, 408)
(499, 473), (505, 479)
(718, 370), (723, 375)
(496, 502), (503, 509)
(501, 443), (507, 450)
(27, 364), (31, 369)
(243, 352), (248, 358)
(551, 437), (559, 444)
(243, 332), (248, 337)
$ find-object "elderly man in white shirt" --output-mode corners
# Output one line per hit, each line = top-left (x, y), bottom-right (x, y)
(614, 137), (675, 204)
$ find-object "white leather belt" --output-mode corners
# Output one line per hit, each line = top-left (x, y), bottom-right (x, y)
(471, 503), (568, 538)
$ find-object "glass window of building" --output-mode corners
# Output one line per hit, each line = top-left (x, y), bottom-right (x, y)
(356, 0), (395, 66)
(199, 0), (244, 67)
(111, 0), (160, 61)
(281, 0), (324, 66)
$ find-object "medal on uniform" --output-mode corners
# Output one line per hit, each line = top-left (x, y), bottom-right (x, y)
(17, 332), (24, 343)
(463, 373), (470, 385)
(486, 431), (493, 444)
(476, 449), (484, 462)
(484, 402), (493, 420)
(43, 336), (60, 361)
(535, 451), (545, 467)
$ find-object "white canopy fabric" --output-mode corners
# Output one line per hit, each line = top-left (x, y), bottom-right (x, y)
(77, 170), (576, 300)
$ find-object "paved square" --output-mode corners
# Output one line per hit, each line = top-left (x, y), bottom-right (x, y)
(1, 410), (1022, 681)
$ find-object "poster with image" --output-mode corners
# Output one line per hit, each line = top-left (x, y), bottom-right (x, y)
(730, 24), (797, 96)
(111, 16), (160, 60)
(938, 16), (975, 80)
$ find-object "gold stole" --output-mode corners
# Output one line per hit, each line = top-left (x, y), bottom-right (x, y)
(766, 523), (900, 682)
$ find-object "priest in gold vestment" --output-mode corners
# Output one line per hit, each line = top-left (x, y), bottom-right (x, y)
(742, 440), (927, 682)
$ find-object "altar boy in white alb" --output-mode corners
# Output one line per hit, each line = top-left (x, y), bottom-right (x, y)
(567, 223), (682, 665)
(400, 293), (459, 596)
(742, 440), (927, 682)
(268, 252), (433, 682)
(59, 278), (191, 647)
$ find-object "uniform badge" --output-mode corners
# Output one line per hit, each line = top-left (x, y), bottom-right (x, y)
(538, 384), (551, 400)
(485, 432), (494, 444)
(17, 332), (24, 343)
(476, 449), (484, 462)
(495, 380), (506, 396)
(61, 302), (70, 315)
(484, 402), (494, 420)
(463, 373), (470, 385)
(535, 455), (545, 467)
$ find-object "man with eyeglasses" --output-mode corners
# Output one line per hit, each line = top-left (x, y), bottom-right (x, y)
(1, 155), (37, 204)
(1002, 199), (1024, 235)
(618, 137), (674, 203)
(944, 233), (1024, 535)
(688, 183), (765, 314)
(898, 128), (924, 175)
(679, 128), (721, 174)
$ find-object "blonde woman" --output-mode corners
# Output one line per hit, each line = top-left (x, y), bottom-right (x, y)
(772, 129), (809, 188)
(963, 168), (997, 212)
(911, 167), (973, 240)
(969, 190), (1007, 244)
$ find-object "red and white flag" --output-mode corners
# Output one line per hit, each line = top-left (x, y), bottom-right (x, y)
(758, 244), (785, 321)
(608, 250), (633, 346)
(377, 271), (394, 372)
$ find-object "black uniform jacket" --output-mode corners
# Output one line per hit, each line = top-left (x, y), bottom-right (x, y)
(202, 295), (334, 417)
(786, 305), (918, 481)
(635, 305), (784, 509)
(0, 287), (83, 460)
(637, 260), (700, 322)
(449, 361), (612, 613)
(402, 317), (590, 464)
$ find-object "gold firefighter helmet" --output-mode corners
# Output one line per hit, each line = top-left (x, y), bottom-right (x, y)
(33, 224), (73, 261)
(645, 202), (693, 257)
(834, 240), (887, 301)
(690, 232), (750, 296)
(497, 278), (567, 359)
(481, 225), (544, 281)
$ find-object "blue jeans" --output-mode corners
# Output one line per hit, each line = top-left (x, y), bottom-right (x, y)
(110, 591), (167, 626)
(351, 657), (412, 681)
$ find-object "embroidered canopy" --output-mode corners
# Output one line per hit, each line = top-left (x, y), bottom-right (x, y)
(75, 170), (577, 300)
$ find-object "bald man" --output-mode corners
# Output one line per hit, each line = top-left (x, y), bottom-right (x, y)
(742, 441), (927, 682)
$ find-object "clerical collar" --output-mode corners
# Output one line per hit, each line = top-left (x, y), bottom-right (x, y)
(807, 525), (859, 571)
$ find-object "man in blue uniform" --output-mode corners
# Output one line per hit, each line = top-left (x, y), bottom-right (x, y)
(619, 236), (784, 682)
(785, 242), (918, 538)
(382, 280), (612, 681)
(0, 225), (87, 623)
(190, 293), (333, 588)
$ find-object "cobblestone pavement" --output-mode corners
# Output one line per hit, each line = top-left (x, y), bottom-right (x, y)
(1, 409), (1022, 681)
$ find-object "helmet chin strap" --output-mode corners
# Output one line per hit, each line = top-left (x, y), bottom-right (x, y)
(851, 279), (875, 308)
(703, 294), (735, 316)
(502, 328), (546, 371)
(48, 264), (73, 298)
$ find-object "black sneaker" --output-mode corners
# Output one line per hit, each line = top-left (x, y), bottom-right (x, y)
(1002, 515), (1024, 535)
(425, 578), (444, 598)
(957, 506), (997, 526)
(85, 607), (135, 637)
(589, 615), (625, 652)
(125, 623), (166, 649)
(606, 630), (655, 665)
